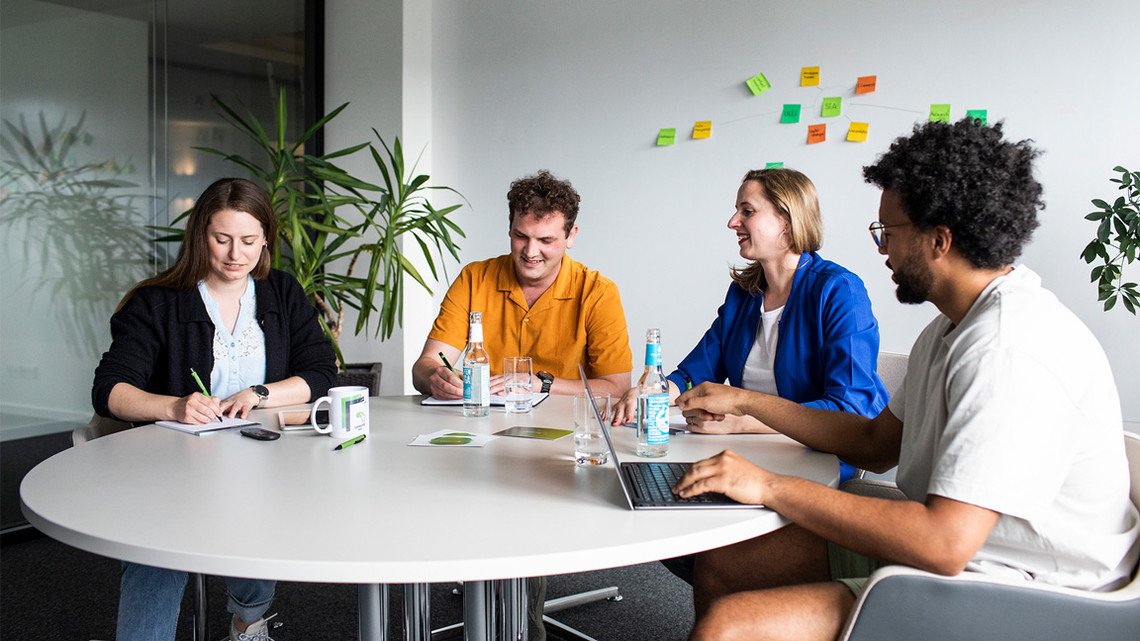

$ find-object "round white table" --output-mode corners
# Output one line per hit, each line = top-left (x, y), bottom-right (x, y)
(21, 395), (837, 640)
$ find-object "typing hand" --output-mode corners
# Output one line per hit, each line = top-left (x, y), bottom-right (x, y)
(673, 450), (769, 505)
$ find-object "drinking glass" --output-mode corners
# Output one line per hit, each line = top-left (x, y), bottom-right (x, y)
(573, 392), (611, 466)
(503, 356), (534, 414)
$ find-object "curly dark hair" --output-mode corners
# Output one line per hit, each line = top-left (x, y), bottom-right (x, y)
(862, 119), (1044, 269)
(507, 170), (580, 235)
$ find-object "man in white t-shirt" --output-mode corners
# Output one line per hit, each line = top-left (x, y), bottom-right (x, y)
(670, 119), (1140, 641)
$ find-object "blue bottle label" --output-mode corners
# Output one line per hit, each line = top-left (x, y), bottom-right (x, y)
(645, 393), (670, 445)
(644, 343), (662, 367)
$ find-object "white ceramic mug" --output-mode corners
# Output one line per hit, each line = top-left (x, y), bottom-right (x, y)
(310, 386), (369, 438)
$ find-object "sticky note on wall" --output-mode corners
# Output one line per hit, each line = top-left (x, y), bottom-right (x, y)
(807, 124), (826, 144)
(765, 161), (785, 169)
(692, 121), (712, 139)
(929, 104), (952, 123)
(855, 75), (877, 94)
(966, 109), (988, 125)
(801, 66), (820, 86)
(746, 73), (772, 95)
(821, 97), (842, 117)
(847, 122), (870, 142)
(781, 104), (802, 124)
(656, 128), (676, 146)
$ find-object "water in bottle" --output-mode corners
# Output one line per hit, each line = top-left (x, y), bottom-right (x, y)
(636, 328), (669, 457)
(463, 312), (490, 417)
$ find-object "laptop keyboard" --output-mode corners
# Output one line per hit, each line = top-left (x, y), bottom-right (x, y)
(625, 462), (735, 506)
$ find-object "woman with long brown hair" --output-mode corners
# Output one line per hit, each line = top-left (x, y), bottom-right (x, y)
(93, 177), (336, 641)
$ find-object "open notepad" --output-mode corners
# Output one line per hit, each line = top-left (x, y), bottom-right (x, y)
(156, 416), (258, 435)
(420, 392), (550, 407)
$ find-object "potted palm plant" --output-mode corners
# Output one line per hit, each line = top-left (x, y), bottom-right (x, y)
(1081, 166), (1139, 314)
(155, 89), (466, 380)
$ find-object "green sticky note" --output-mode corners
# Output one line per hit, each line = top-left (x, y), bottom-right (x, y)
(746, 72), (772, 96)
(821, 96), (842, 117)
(966, 109), (988, 125)
(656, 128), (676, 146)
(765, 162), (785, 169)
(929, 104), (952, 123)
(780, 104), (802, 124)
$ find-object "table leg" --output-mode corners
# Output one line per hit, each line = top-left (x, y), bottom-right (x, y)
(404, 583), (431, 641)
(493, 578), (528, 641)
(357, 584), (389, 641)
(462, 580), (490, 641)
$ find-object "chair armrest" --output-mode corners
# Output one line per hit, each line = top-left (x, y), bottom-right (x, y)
(839, 565), (1140, 641)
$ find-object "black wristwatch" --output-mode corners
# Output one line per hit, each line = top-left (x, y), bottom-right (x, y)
(536, 371), (554, 394)
(249, 385), (269, 408)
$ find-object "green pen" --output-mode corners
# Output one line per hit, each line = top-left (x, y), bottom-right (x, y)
(334, 434), (367, 451)
(189, 368), (223, 422)
(439, 352), (456, 374)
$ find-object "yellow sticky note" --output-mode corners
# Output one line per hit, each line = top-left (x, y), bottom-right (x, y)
(692, 121), (712, 139)
(847, 122), (870, 142)
(929, 104), (952, 123)
(801, 66), (821, 87)
(807, 124), (826, 144)
(855, 75), (877, 94)
(656, 128), (676, 146)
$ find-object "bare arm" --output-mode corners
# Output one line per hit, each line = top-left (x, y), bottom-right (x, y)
(555, 371), (629, 398)
(675, 450), (1000, 575)
(108, 382), (221, 424)
(412, 338), (464, 399)
(677, 382), (902, 473)
(219, 375), (313, 418)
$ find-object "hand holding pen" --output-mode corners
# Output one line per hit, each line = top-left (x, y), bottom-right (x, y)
(430, 351), (465, 400)
(189, 367), (224, 422)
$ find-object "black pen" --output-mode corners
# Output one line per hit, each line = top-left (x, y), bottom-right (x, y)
(333, 434), (367, 451)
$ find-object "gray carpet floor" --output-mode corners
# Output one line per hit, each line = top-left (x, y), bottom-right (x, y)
(1, 533), (696, 640)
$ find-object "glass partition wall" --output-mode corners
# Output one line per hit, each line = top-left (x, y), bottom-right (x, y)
(0, 0), (318, 440)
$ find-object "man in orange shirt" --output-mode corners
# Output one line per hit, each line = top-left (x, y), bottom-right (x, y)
(413, 169), (632, 399)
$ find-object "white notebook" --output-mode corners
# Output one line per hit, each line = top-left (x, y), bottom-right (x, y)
(156, 416), (258, 435)
(420, 392), (549, 407)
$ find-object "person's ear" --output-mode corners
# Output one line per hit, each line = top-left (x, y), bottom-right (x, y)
(565, 224), (580, 249)
(931, 225), (953, 257)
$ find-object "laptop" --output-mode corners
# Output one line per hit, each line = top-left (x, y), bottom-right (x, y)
(579, 366), (757, 510)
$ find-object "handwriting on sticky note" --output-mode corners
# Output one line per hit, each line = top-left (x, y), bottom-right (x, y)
(765, 161), (785, 169)
(692, 121), (712, 139)
(781, 104), (802, 124)
(801, 66), (820, 86)
(847, 122), (870, 142)
(746, 72), (771, 96)
(966, 109), (988, 125)
(929, 104), (951, 123)
(855, 75), (877, 94)
(807, 124), (826, 144)
(656, 128), (676, 146)
(821, 97), (842, 117)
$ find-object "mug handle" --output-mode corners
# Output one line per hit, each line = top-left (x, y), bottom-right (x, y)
(311, 397), (331, 433)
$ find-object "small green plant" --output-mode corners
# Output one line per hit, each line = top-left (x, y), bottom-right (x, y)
(1081, 166), (1139, 314)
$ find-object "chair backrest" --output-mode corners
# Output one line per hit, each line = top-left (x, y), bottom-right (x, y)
(877, 351), (908, 397)
(1126, 431), (1139, 514)
(72, 413), (132, 446)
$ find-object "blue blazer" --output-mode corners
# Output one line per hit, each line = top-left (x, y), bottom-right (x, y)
(667, 252), (888, 481)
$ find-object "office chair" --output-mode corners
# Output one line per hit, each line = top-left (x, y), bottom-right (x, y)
(852, 351), (908, 481)
(73, 414), (213, 641)
(838, 431), (1140, 641)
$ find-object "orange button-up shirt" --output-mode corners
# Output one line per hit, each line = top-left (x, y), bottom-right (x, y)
(427, 254), (632, 379)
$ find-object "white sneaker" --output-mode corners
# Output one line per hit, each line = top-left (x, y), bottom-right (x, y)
(229, 613), (277, 641)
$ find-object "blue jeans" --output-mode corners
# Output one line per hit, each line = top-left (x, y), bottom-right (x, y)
(116, 562), (275, 641)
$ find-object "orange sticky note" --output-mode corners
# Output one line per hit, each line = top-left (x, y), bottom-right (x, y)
(855, 75), (877, 94)
(846, 122), (869, 142)
(801, 66), (821, 87)
(692, 120), (712, 139)
(807, 124), (826, 144)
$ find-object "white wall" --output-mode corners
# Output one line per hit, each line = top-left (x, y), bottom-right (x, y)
(415, 0), (1139, 421)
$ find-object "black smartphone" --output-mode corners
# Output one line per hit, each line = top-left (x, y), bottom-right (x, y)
(240, 427), (281, 441)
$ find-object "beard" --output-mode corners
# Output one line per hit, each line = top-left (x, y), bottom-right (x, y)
(893, 248), (933, 304)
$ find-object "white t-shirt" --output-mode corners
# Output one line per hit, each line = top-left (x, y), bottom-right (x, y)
(741, 305), (784, 395)
(889, 265), (1139, 590)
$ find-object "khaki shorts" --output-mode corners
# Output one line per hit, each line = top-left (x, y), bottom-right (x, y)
(828, 541), (889, 596)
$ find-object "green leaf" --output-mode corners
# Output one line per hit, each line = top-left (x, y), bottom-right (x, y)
(1092, 198), (1111, 210)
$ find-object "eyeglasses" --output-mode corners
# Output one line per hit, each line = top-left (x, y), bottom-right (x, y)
(868, 221), (912, 248)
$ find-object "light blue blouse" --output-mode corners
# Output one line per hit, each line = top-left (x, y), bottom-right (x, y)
(197, 276), (267, 399)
